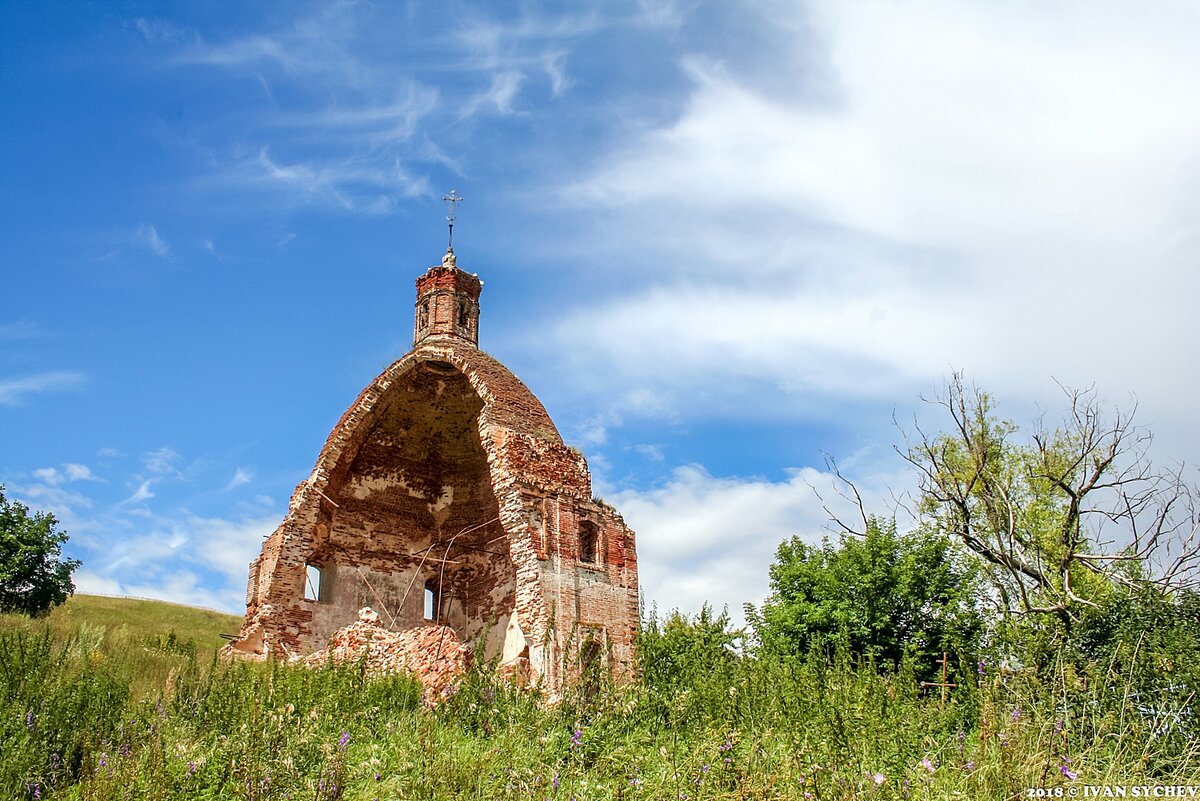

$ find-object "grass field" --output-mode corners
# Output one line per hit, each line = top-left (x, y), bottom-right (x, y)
(5, 594), (242, 655)
(1, 595), (1198, 800)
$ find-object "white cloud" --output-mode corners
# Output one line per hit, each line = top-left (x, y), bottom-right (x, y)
(34, 467), (62, 486)
(64, 463), (100, 482)
(611, 463), (898, 626)
(135, 224), (170, 256)
(30, 464), (99, 487)
(528, 0), (1200, 466)
(0, 371), (86, 405)
(125, 480), (155, 504)
(134, 17), (183, 45)
(142, 447), (181, 476)
(226, 467), (254, 490)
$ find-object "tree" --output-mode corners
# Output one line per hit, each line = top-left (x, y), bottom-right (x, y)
(0, 485), (81, 616)
(902, 374), (1200, 625)
(753, 517), (984, 672)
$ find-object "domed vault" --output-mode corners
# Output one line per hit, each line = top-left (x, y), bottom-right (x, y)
(224, 250), (639, 691)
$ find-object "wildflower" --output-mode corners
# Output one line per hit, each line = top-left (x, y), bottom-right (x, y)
(120, 742), (131, 758)
(552, 773), (560, 789)
(98, 753), (108, 770)
(1054, 719), (1064, 733)
(918, 757), (935, 773)
(871, 772), (885, 785)
(630, 777), (643, 787)
(964, 760), (975, 772)
(187, 761), (197, 776)
(1011, 706), (1022, 721)
(569, 729), (583, 748)
(374, 772), (381, 781)
(338, 730), (351, 751)
(25, 710), (34, 729)
(26, 783), (41, 800)
(1060, 757), (1077, 781)
(977, 659), (987, 675)
(701, 764), (710, 774)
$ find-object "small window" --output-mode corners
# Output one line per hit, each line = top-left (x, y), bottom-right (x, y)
(457, 300), (470, 327)
(304, 563), (328, 602)
(424, 578), (440, 621)
(418, 301), (430, 329)
(579, 521), (599, 564)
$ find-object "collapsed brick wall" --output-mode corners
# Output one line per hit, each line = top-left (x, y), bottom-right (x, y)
(223, 260), (639, 694)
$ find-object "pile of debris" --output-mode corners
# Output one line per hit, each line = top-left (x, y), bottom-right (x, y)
(301, 607), (471, 698)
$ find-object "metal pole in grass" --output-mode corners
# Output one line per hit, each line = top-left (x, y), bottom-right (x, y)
(921, 652), (958, 708)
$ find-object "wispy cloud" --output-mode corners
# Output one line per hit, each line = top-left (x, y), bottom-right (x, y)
(135, 224), (170, 256)
(225, 467), (254, 490)
(0, 371), (86, 406)
(134, 17), (184, 45)
(125, 480), (155, 505)
(0, 320), (44, 340)
(143, 447), (182, 477)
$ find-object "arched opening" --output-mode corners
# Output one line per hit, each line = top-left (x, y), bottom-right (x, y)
(579, 520), (599, 564)
(301, 363), (515, 650)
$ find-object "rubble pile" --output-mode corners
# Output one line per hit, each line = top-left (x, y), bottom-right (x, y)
(302, 607), (471, 697)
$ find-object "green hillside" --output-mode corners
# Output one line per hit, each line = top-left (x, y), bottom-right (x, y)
(0, 593), (242, 657)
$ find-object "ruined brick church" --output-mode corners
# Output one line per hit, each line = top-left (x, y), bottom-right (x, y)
(224, 241), (639, 692)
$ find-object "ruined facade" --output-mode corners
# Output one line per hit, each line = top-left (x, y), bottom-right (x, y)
(223, 249), (639, 692)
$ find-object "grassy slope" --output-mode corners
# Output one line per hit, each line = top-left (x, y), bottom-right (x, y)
(1, 594), (242, 655)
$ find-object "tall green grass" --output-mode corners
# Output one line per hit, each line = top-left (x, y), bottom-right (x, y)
(1, 601), (1197, 800)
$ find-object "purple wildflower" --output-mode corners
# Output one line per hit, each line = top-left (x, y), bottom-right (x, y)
(25, 710), (34, 729)
(338, 730), (351, 751)
(120, 742), (131, 758)
(187, 761), (197, 776)
(1061, 757), (1077, 780)
(1011, 706), (1022, 721)
(871, 772), (886, 785)
(977, 659), (987, 675)
(552, 773), (560, 789)
(26, 783), (41, 800)
(1054, 719), (1064, 733)
(918, 757), (935, 773)
(701, 764), (710, 774)
(569, 729), (583, 748)
(964, 760), (975, 772)
(98, 753), (108, 769)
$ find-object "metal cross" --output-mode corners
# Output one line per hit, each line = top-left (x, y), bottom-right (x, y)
(920, 652), (958, 707)
(443, 189), (463, 251)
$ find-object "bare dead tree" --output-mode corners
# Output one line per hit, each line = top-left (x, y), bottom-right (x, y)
(900, 372), (1200, 622)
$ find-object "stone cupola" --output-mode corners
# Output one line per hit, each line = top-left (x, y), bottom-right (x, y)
(413, 249), (483, 347)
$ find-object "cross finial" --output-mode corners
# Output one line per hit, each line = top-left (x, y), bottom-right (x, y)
(442, 189), (463, 252)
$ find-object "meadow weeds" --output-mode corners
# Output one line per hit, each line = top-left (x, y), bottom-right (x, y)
(1, 612), (1198, 800)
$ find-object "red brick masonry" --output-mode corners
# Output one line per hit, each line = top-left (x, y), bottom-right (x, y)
(222, 251), (639, 694)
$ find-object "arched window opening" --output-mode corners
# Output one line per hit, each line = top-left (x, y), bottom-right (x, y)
(579, 521), (599, 564)
(457, 300), (470, 327)
(305, 563), (331, 602)
(424, 578), (440, 621)
(418, 301), (430, 329)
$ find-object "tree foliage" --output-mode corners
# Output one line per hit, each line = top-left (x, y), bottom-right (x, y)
(753, 518), (984, 672)
(0, 485), (81, 616)
(903, 374), (1200, 625)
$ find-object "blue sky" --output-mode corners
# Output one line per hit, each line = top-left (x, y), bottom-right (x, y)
(3, 1), (1199, 621)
